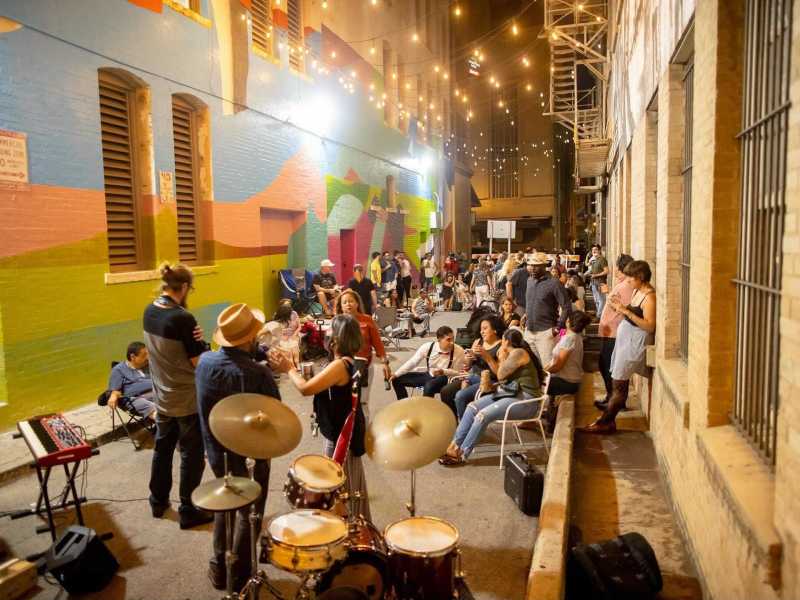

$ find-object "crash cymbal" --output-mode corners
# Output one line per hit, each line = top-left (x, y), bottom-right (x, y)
(366, 396), (456, 471)
(191, 476), (262, 512)
(209, 393), (302, 459)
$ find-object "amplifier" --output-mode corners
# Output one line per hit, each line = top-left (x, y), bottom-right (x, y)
(503, 452), (544, 516)
(45, 526), (118, 594)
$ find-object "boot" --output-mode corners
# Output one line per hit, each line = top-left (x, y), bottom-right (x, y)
(580, 380), (629, 435)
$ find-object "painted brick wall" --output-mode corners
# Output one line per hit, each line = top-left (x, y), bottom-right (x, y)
(0, 0), (443, 428)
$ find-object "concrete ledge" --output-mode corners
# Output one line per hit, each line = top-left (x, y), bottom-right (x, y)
(526, 398), (575, 600)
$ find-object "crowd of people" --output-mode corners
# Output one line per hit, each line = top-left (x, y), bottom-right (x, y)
(101, 242), (656, 591)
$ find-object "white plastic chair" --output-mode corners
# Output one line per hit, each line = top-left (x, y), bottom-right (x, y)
(492, 394), (549, 468)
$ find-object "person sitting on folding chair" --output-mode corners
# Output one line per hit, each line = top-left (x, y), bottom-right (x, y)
(314, 259), (341, 317)
(439, 329), (545, 466)
(107, 342), (156, 420)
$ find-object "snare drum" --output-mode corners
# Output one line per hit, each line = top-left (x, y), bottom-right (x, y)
(260, 509), (349, 573)
(384, 516), (460, 599)
(285, 454), (346, 510)
(317, 518), (388, 600)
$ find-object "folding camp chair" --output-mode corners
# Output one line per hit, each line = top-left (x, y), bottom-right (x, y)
(98, 361), (155, 450)
(374, 306), (406, 350)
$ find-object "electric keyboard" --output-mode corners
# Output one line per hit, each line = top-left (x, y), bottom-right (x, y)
(17, 414), (92, 467)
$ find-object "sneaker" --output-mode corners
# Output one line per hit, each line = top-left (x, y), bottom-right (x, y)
(180, 507), (214, 530)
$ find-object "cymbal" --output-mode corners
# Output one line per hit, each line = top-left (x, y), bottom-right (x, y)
(191, 476), (262, 512)
(209, 393), (302, 459)
(366, 396), (456, 471)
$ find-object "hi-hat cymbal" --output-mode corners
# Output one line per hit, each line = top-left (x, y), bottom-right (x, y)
(366, 396), (456, 471)
(209, 393), (302, 459)
(191, 476), (262, 512)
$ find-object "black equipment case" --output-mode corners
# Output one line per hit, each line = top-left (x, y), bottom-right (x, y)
(503, 452), (544, 516)
(567, 532), (663, 600)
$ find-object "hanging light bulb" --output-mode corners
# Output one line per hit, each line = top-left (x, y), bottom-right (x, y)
(412, 32), (419, 42)
(454, 5), (461, 16)
(526, 83), (532, 91)
(511, 22), (519, 36)
(322, 0), (328, 8)
(331, 50), (337, 58)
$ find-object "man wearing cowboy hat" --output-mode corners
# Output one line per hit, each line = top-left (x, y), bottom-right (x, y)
(195, 303), (280, 591)
(313, 259), (340, 316)
(523, 252), (573, 365)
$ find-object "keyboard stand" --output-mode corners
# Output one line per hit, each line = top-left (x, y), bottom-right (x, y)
(9, 451), (97, 541)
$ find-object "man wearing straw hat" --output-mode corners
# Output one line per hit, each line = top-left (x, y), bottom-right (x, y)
(196, 303), (280, 591)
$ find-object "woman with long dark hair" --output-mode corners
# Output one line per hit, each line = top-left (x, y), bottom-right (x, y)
(439, 328), (545, 466)
(269, 314), (371, 519)
(438, 314), (506, 418)
(582, 260), (656, 434)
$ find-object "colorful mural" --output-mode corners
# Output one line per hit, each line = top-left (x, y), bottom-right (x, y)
(0, 0), (445, 429)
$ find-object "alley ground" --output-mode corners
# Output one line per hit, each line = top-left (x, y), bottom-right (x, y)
(1, 310), (545, 600)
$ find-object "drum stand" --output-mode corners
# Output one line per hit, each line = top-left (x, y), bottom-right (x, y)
(236, 457), (286, 600)
(405, 470), (417, 516)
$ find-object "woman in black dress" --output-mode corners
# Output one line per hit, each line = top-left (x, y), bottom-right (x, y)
(269, 314), (371, 519)
(441, 272), (455, 310)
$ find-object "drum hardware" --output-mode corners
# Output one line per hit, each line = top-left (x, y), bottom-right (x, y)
(206, 396), (305, 600)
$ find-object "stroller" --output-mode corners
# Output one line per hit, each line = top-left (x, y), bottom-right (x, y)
(279, 269), (323, 317)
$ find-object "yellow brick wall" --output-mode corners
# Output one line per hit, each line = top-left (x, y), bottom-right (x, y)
(775, 0), (800, 594)
(609, 0), (800, 597)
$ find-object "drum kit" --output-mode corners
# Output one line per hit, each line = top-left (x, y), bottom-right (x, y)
(192, 391), (467, 600)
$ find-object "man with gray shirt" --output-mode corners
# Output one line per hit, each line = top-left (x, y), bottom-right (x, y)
(143, 263), (212, 529)
(522, 253), (573, 365)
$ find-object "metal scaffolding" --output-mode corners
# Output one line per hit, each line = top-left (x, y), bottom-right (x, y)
(542, 0), (609, 193)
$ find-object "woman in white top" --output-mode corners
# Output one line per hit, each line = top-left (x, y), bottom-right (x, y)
(544, 311), (591, 396)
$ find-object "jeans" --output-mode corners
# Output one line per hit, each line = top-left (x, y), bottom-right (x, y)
(591, 281), (607, 316)
(209, 456), (269, 580)
(149, 413), (206, 514)
(399, 276), (413, 306)
(453, 392), (541, 458)
(439, 375), (480, 418)
(598, 337), (616, 401)
(391, 372), (448, 400)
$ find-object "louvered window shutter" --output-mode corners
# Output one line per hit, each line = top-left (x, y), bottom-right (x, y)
(287, 0), (303, 71)
(99, 74), (140, 270)
(172, 98), (200, 264)
(252, 0), (272, 56)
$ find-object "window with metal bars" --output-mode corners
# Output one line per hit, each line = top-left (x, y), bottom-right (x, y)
(251, 0), (273, 57)
(733, 0), (792, 466)
(98, 71), (142, 271)
(679, 58), (693, 361)
(287, 0), (303, 72)
(172, 97), (201, 264)
(490, 86), (519, 199)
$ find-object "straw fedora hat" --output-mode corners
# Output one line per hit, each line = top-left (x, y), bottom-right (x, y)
(213, 303), (266, 347)
(529, 252), (549, 266)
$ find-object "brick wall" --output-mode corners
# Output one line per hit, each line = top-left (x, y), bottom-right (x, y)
(774, 0), (800, 594)
(605, 0), (800, 597)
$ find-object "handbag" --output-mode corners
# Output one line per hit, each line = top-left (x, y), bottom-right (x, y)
(492, 380), (520, 401)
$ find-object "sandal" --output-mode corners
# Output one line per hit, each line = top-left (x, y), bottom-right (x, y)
(438, 454), (466, 466)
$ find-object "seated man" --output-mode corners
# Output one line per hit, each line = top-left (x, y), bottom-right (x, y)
(107, 342), (156, 420)
(390, 326), (465, 400)
(313, 259), (340, 316)
(409, 289), (435, 337)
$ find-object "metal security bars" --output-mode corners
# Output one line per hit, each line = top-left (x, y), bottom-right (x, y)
(733, 0), (792, 465)
(679, 59), (693, 361)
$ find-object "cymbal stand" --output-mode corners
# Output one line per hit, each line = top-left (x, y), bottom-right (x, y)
(405, 469), (417, 517)
(238, 457), (285, 600)
(295, 573), (320, 600)
(223, 452), (237, 600)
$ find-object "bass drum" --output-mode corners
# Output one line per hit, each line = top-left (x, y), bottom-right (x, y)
(317, 518), (388, 600)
